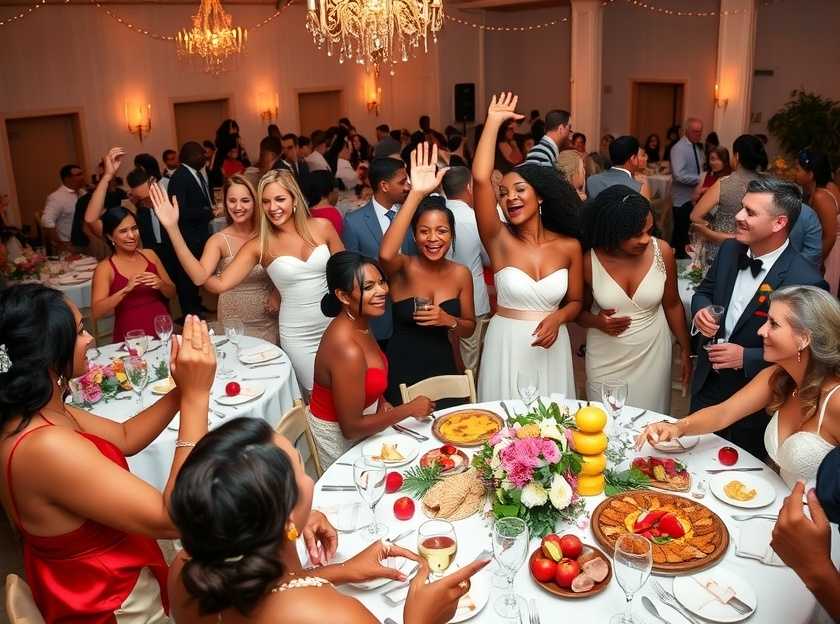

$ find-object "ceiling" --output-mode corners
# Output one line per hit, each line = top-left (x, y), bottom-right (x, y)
(0, 0), (568, 11)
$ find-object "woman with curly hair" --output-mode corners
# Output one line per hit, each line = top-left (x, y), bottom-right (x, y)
(578, 186), (691, 413)
(638, 285), (840, 487)
(472, 92), (583, 401)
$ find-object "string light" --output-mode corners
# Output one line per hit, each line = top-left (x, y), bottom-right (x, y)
(612, 0), (786, 17)
(0, 0), (70, 28)
(445, 13), (568, 32)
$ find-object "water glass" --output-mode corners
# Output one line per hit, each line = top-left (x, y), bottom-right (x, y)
(125, 329), (148, 357)
(516, 370), (539, 408)
(353, 456), (387, 539)
(601, 379), (629, 427)
(413, 296), (432, 313)
(223, 318), (245, 358)
(417, 520), (457, 579)
(124, 356), (149, 411)
(492, 516), (528, 619)
(208, 323), (233, 379)
(611, 534), (653, 624)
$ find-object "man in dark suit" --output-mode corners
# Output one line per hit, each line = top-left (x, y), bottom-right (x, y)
(166, 141), (212, 319)
(585, 135), (643, 200)
(280, 133), (311, 184)
(690, 177), (828, 459)
(342, 157), (416, 348)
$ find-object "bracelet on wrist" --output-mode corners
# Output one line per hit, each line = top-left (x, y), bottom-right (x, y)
(175, 439), (197, 448)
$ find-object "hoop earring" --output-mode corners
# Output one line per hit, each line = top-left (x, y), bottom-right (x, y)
(345, 309), (356, 321)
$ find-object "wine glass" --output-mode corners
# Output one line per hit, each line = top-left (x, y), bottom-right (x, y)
(516, 370), (539, 409)
(208, 322), (233, 379)
(353, 456), (387, 539)
(701, 304), (725, 351)
(492, 516), (529, 619)
(124, 356), (149, 411)
(154, 315), (173, 352)
(417, 520), (457, 579)
(125, 329), (148, 357)
(601, 379), (628, 422)
(610, 534), (653, 624)
(223, 318), (245, 359)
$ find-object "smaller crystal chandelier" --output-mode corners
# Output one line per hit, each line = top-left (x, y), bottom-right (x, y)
(306, 0), (444, 75)
(176, 0), (247, 75)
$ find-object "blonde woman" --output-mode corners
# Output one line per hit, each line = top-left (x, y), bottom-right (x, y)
(148, 174), (278, 343)
(151, 170), (343, 393)
(555, 149), (587, 200)
(638, 286), (840, 487)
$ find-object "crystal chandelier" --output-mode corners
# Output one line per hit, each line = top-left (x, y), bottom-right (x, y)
(306, 0), (444, 75)
(176, 0), (247, 75)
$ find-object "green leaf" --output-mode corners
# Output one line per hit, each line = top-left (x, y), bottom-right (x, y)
(604, 467), (650, 496)
(399, 464), (442, 498)
(493, 502), (520, 518)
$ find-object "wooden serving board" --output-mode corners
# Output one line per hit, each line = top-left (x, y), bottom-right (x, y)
(590, 490), (729, 576)
(431, 409), (504, 447)
(529, 544), (612, 599)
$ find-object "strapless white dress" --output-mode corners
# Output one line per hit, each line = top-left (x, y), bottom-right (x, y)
(265, 244), (331, 393)
(478, 267), (576, 401)
(764, 384), (840, 488)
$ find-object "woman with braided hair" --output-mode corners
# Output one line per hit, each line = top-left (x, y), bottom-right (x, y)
(472, 92), (583, 401)
(578, 186), (691, 412)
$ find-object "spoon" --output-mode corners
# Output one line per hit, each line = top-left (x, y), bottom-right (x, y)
(642, 596), (669, 624)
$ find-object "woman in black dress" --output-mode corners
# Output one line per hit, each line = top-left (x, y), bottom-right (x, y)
(379, 143), (476, 407)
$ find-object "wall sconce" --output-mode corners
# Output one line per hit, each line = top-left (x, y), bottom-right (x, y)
(125, 102), (152, 142)
(259, 92), (279, 123)
(714, 83), (728, 110)
(367, 86), (382, 116)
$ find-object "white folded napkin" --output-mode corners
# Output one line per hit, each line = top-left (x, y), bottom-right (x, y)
(735, 518), (786, 566)
(239, 344), (281, 360)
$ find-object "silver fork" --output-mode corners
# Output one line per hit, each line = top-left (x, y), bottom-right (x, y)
(653, 580), (701, 624)
(528, 598), (540, 624)
(731, 513), (778, 521)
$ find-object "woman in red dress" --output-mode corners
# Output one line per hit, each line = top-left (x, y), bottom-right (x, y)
(307, 251), (435, 467)
(91, 206), (175, 343)
(0, 287), (215, 623)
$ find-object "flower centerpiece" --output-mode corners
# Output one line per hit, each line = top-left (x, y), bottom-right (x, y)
(472, 401), (587, 537)
(2, 249), (46, 281)
(71, 358), (168, 405)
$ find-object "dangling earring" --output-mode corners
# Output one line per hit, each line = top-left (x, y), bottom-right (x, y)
(57, 375), (65, 388)
(286, 522), (299, 541)
(538, 201), (543, 216)
(345, 309), (356, 321)
(797, 349), (802, 363)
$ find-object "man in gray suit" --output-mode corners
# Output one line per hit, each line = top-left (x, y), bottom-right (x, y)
(342, 157), (416, 348)
(585, 136), (643, 200)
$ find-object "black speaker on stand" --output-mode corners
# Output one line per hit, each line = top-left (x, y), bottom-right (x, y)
(454, 83), (476, 136)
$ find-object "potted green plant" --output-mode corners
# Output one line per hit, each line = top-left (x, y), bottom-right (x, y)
(768, 90), (840, 165)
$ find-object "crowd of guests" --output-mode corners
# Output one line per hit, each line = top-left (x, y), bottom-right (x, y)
(2, 92), (840, 621)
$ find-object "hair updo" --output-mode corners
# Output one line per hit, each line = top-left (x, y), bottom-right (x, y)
(512, 163), (582, 238)
(170, 417), (298, 616)
(582, 185), (652, 251)
(0, 284), (76, 434)
(320, 250), (385, 318)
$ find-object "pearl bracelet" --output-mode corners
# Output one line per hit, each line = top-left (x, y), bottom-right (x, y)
(174, 440), (197, 448)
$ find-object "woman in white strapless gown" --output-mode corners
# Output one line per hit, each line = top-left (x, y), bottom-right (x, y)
(150, 169), (343, 394)
(473, 93), (584, 402)
(637, 286), (840, 488)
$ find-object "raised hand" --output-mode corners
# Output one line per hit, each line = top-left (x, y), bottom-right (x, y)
(149, 182), (180, 229)
(409, 142), (447, 196)
(486, 92), (525, 125)
(170, 315), (216, 398)
(103, 147), (126, 178)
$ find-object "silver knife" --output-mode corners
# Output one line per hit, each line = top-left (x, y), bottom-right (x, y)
(630, 409), (649, 422)
(320, 485), (356, 492)
(705, 467), (764, 473)
(392, 423), (428, 441)
(241, 375), (281, 381)
(245, 360), (283, 369)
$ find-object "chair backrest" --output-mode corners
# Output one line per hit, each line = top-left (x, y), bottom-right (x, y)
(5, 575), (45, 624)
(276, 401), (324, 478)
(400, 369), (477, 404)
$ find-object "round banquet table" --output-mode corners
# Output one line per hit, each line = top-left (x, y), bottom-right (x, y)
(311, 399), (839, 624)
(42, 256), (98, 308)
(84, 334), (302, 490)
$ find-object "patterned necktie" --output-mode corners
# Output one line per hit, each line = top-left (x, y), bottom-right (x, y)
(385, 209), (396, 224)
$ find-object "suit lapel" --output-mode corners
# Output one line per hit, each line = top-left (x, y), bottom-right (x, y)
(361, 202), (383, 246)
(730, 244), (793, 337)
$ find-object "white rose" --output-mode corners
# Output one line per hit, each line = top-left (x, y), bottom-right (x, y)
(521, 482), (548, 508)
(549, 474), (573, 510)
(501, 478), (515, 491)
(539, 418), (565, 443)
(490, 437), (513, 469)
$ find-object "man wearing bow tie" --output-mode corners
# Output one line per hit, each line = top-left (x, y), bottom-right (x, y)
(670, 118), (705, 258)
(690, 177), (828, 459)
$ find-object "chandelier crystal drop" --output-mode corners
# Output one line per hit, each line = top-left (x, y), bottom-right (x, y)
(176, 0), (247, 75)
(306, 0), (444, 75)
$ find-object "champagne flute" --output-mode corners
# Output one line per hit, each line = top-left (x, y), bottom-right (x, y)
(223, 318), (245, 359)
(601, 379), (629, 428)
(353, 456), (387, 539)
(610, 534), (653, 624)
(417, 520), (457, 579)
(701, 305), (725, 351)
(516, 370), (539, 409)
(492, 516), (528, 619)
(124, 329), (148, 357)
(124, 356), (149, 411)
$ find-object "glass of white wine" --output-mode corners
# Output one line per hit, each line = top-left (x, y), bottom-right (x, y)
(516, 369), (539, 409)
(417, 520), (457, 580)
(353, 456), (387, 539)
(492, 516), (529, 619)
(610, 534), (653, 624)
(124, 356), (149, 411)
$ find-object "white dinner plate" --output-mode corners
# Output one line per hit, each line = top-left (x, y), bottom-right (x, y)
(71, 257), (97, 269)
(55, 273), (90, 285)
(214, 382), (265, 406)
(449, 568), (489, 622)
(361, 435), (419, 466)
(238, 344), (283, 365)
(709, 472), (777, 509)
(672, 566), (757, 622)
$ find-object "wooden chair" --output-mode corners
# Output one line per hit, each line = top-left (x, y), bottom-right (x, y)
(399, 369), (477, 405)
(5, 575), (45, 624)
(276, 400), (324, 478)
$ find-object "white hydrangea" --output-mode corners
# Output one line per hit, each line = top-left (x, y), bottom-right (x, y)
(521, 482), (548, 508)
(549, 474), (573, 510)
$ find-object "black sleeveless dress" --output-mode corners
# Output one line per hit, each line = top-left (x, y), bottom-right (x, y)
(385, 298), (462, 408)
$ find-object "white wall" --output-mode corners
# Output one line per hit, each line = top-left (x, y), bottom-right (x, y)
(600, 0), (718, 138)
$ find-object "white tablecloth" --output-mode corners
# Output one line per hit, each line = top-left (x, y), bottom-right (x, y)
(312, 400), (837, 624)
(86, 335), (301, 490)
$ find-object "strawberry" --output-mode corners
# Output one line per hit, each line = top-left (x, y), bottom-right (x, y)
(441, 444), (457, 456)
(658, 513), (685, 538)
